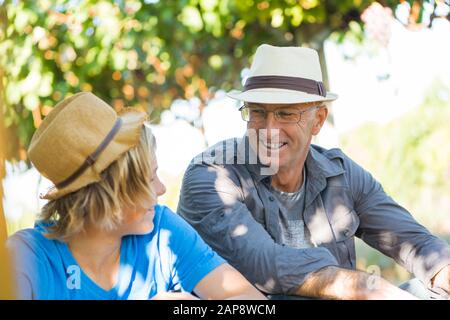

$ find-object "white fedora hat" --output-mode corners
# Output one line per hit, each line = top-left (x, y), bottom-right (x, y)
(227, 44), (338, 104)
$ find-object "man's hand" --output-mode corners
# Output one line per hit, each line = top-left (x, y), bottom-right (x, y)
(431, 265), (450, 296)
(297, 266), (417, 300)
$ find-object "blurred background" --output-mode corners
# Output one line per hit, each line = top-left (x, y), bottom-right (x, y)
(1, 0), (449, 286)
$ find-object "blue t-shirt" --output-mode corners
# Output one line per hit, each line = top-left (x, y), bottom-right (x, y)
(7, 204), (225, 300)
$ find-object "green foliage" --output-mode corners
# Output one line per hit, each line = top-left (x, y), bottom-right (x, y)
(0, 0), (395, 160)
(341, 83), (450, 234)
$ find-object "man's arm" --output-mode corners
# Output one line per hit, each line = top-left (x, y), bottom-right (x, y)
(343, 153), (450, 291)
(178, 161), (421, 299)
(296, 266), (416, 300)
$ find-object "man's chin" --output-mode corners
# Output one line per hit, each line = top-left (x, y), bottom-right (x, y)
(258, 147), (286, 162)
(258, 154), (285, 175)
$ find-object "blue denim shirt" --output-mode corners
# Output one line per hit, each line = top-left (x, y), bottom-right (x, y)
(177, 137), (450, 294)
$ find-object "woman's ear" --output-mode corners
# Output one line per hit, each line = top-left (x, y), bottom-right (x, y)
(311, 106), (328, 135)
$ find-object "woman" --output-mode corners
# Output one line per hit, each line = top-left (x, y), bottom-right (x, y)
(7, 92), (266, 300)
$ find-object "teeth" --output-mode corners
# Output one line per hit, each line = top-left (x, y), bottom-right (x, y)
(261, 141), (285, 149)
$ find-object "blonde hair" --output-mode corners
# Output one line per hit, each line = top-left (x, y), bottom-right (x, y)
(40, 123), (156, 240)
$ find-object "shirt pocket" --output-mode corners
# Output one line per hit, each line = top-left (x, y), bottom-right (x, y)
(330, 209), (360, 268)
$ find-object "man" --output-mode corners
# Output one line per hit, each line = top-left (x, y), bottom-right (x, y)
(177, 44), (450, 299)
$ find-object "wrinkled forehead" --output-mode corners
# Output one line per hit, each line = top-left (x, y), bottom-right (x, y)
(245, 101), (324, 110)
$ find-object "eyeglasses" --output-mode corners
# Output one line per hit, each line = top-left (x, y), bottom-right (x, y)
(239, 104), (322, 124)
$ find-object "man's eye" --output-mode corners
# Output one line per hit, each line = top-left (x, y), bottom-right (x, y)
(278, 111), (294, 117)
(249, 110), (266, 118)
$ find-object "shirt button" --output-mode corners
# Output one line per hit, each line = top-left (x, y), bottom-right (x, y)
(268, 196), (275, 201)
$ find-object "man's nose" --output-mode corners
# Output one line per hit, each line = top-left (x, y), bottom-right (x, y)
(264, 111), (280, 136)
(260, 112), (281, 142)
(264, 111), (279, 130)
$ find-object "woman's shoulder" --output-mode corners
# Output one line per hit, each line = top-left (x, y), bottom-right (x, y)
(7, 222), (67, 299)
(7, 221), (60, 258)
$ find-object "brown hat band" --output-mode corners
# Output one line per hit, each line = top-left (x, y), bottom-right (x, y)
(244, 75), (326, 97)
(55, 118), (123, 190)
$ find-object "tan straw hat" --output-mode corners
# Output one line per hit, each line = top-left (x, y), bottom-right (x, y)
(28, 92), (147, 200)
(227, 44), (338, 104)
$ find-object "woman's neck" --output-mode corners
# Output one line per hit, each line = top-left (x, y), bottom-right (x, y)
(67, 226), (122, 291)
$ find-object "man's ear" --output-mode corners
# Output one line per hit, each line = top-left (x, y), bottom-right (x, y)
(311, 106), (328, 135)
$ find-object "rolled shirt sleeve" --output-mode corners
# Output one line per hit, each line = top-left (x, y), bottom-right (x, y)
(177, 162), (339, 295)
(344, 154), (450, 288)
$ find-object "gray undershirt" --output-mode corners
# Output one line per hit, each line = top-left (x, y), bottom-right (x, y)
(271, 167), (314, 249)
